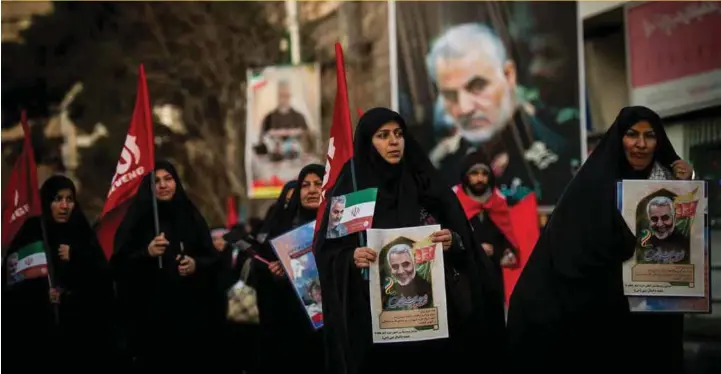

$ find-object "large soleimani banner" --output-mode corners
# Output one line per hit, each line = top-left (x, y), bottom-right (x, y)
(393, 1), (585, 207)
(245, 64), (322, 199)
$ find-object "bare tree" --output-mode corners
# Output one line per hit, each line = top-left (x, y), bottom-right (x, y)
(112, 2), (284, 224)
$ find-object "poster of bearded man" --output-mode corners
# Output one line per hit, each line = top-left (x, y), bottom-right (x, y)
(390, 1), (585, 208)
(617, 180), (709, 306)
(245, 64), (322, 199)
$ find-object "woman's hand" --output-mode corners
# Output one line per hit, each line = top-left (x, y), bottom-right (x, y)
(500, 249), (518, 268)
(58, 244), (70, 261)
(353, 247), (377, 268)
(268, 261), (285, 278)
(177, 255), (196, 276)
(432, 229), (453, 251)
(481, 243), (494, 257)
(49, 288), (61, 304)
(148, 233), (169, 257)
(671, 160), (693, 180)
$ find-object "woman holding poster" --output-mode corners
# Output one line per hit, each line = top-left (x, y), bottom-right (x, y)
(315, 108), (505, 374)
(507, 106), (694, 373)
(253, 164), (326, 372)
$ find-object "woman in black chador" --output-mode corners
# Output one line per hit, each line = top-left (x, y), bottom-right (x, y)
(507, 106), (694, 373)
(3, 175), (114, 369)
(253, 164), (326, 373)
(315, 108), (505, 374)
(112, 160), (223, 370)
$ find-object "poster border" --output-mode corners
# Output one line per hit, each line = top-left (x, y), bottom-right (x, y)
(618, 179), (711, 312)
(268, 220), (324, 330)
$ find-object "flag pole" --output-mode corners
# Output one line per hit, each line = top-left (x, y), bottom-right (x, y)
(139, 63), (162, 269)
(21, 110), (60, 324)
(336, 46), (368, 279)
(38, 210), (61, 324)
(150, 169), (161, 269)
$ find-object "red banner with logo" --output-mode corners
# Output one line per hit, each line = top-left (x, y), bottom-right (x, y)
(314, 43), (355, 241)
(96, 64), (155, 259)
(1, 111), (42, 249)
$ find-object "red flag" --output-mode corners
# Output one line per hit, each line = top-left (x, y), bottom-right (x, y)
(453, 185), (539, 305)
(314, 43), (355, 238)
(96, 64), (155, 259)
(2, 111), (42, 248)
(226, 195), (238, 229)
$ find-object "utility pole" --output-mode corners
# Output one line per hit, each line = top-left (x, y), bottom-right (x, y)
(285, 0), (301, 65)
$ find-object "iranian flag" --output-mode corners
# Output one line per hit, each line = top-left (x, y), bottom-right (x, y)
(7, 241), (48, 285)
(314, 43), (354, 241)
(328, 188), (377, 236)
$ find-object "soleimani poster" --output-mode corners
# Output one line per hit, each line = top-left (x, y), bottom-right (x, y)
(618, 180), (710, 313)
(245, 64), (322, 199)
(393, 1), (584, 207)
(367, 225), (449, 343)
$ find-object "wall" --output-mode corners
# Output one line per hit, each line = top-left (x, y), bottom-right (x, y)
(305, 1), (390, 138)
(584, 31), (629, 132)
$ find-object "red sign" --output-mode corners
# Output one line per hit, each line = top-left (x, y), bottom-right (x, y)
(626, 2), (721, 116)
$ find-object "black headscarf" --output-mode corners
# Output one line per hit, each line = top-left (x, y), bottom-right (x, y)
(506, 106), (681, 372)
(259, 164), (324, 244)
(113, 160), (210, 257)
(261, 180), (298, 229)
(40, 176), (101, 270)
(315, 107), (479, 252)
(246, 217), (264, 237)
(258, 179), (299, 242)
(315, 107), (504, 374)
(535, 106), (678, 278)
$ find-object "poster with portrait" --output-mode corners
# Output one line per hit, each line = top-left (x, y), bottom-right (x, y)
(617, 180), (708, 300)
(269, 220), (323, 330)
(245, 64), (322, 199)
(326, 188), (378, 239)
(367, 225), (448, 343)
(393, 1), (584, 207)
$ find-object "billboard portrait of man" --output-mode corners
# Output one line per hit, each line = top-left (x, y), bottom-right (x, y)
(395, 2), (583, 207)
(245, 64), (322, 199)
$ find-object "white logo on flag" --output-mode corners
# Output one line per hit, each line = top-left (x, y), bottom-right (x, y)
(9, 189), (29, 223)
(109, 134), (146, 196)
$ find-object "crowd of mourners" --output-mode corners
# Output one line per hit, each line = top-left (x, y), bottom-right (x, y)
(2, 106), (695, 373)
